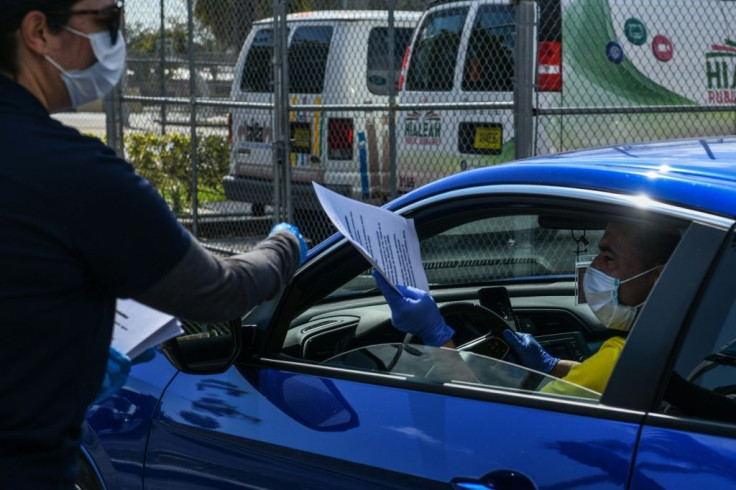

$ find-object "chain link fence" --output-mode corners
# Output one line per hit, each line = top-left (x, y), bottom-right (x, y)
(87, 0), (735, 259)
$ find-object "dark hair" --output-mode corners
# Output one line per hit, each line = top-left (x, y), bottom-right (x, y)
(0, 0), (77, 78)
(620, 221), (681, 269)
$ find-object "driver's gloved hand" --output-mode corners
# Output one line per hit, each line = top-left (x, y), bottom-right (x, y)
(502, 330), (559, 373)
(94, 346), (131, 403)
(372, 270), (455, 347)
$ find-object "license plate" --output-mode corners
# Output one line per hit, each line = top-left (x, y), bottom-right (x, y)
(291, 123), (311, 154)
(474, 125), (502, 152)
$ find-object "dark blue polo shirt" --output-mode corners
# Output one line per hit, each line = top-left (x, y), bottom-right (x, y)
(0, 75), (191, 487)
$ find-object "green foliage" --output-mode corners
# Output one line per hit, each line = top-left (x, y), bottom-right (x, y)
(124, 132), (229, 213)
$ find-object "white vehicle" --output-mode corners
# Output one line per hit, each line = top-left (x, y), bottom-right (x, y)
(396, 0), (736, 192)
(223, 10), (421, 220)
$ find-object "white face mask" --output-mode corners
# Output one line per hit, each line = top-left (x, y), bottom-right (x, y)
(45, 26), (126, 109)
(583, 265), (661, 331)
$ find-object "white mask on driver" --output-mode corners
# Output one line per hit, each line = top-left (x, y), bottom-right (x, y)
(583, 265), (661, 331)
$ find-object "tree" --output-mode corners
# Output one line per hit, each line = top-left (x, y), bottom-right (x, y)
(193, 0), (270, 52)
(191, 0), (426, 52)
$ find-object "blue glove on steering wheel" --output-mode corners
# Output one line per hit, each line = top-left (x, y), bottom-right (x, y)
(372, 270), (455, 347)
(502, 330), (559, 373)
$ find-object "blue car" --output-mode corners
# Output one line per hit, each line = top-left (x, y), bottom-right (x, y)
(79, 137), (736, 489)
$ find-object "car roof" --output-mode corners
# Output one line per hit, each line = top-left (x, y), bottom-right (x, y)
(388, 137), (736, 219)
(254, 10), (423, 26)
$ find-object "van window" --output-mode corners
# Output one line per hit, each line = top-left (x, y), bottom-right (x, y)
(366, 27), (415, 95)
(288, 26), (333, 94)
(240, 28), (276, 93)
(405, 7), (469, 91)
(462, 5), (515, 92)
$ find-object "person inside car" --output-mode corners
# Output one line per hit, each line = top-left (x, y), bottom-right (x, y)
(0, 1), (306, 487)
(373, 220), (680, 394)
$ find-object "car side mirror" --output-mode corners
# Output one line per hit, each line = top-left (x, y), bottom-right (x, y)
(161, 320), (257, 374)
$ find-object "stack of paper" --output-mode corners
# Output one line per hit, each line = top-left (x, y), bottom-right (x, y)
(112, 299), (183, 359)
(313, 182), (429, 292)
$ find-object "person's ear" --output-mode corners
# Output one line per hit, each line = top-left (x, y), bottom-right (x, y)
(18, 11), (56, 57)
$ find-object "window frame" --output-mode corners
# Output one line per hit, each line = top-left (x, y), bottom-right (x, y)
(249, 186), (732, 417)
(604, 222), (732, 411)
(641, 226), (736, 431)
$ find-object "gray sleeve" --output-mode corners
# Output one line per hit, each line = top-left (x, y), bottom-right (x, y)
(133, 230), (300, 322)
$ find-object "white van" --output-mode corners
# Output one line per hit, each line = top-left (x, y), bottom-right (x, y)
(396, 0), (736, 192)
(223, 10), (420, 220)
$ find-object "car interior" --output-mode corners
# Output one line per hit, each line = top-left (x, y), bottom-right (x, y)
(251, 195), (689, 400)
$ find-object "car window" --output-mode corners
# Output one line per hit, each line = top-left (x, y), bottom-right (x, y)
(240, 28), (277, 93)
(289, 26), (333, 94)
(405, 7), (469, 91)
(660, 231), (736, 423)
(461, 4), (515, 92)
(324, 344), (600, 401)
(366, 27), (415, 95)
(336, 214), (603, 294)
(278, 209), (611, 404)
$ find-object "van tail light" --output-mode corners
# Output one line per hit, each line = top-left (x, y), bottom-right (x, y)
(328, 118), (354, 160)
(227, 112), (233, 146)
(537, 41), (561, 92)
(397, 45), (411, 92)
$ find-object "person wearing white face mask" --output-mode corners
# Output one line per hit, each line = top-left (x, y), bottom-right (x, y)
(0, 1), (307, 487)
(373, 219), (680, 395)
(502, 220), (680, 393)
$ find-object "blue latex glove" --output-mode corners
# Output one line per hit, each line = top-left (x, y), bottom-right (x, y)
(502, 330), (559, 373)
(372, 270), (455, 347)
(270, 222), (308, 265)
(94, 347), (131, 403)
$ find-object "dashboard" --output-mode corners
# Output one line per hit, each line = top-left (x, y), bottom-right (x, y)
(282, 281), (605, 364)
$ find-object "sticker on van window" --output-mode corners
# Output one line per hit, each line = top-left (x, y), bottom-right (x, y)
(652, 35), (674, 62)
(606, 42), (625, 64)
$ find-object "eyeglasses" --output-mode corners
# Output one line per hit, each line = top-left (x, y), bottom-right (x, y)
(46, 1), (124, 45)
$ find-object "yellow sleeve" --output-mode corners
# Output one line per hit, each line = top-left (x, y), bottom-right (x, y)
(541, 336), (626, 395)
(561, 337), (626, 393)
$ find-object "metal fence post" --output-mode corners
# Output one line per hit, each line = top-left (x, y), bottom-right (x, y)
(514, 0), (536, 160)
(159, 0), (167, 135)
(388, 0), (398, 200)
(272, 0), (290, 224)
(104, 84), (124, 156)
(104, 90), (116, 151)
(187, 0), (199, 237)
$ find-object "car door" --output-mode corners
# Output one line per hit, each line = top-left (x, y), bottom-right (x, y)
(142, 189), (728, 489)
(629, 227), (736, 488)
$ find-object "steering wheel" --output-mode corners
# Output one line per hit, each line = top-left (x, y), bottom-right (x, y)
(438, 302), (515, 359)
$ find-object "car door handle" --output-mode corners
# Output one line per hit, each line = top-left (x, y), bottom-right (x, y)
(452, 469), (537, 490)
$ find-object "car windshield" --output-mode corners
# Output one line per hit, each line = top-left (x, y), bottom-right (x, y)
(325, 343), (600, 401)
(333, 214), (603, 296)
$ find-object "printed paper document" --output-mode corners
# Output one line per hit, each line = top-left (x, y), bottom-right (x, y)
(313, 182), (429, 292)
(113, 299), (183, 359)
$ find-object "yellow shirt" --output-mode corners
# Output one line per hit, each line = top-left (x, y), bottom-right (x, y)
(542, 336), (626, 395)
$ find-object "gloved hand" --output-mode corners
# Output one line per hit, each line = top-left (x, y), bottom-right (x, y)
(502, 330), (559, 373)
(94, 346), (131, 403)
(270, 222), (308, 265)
(372, 270), (454, 347)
